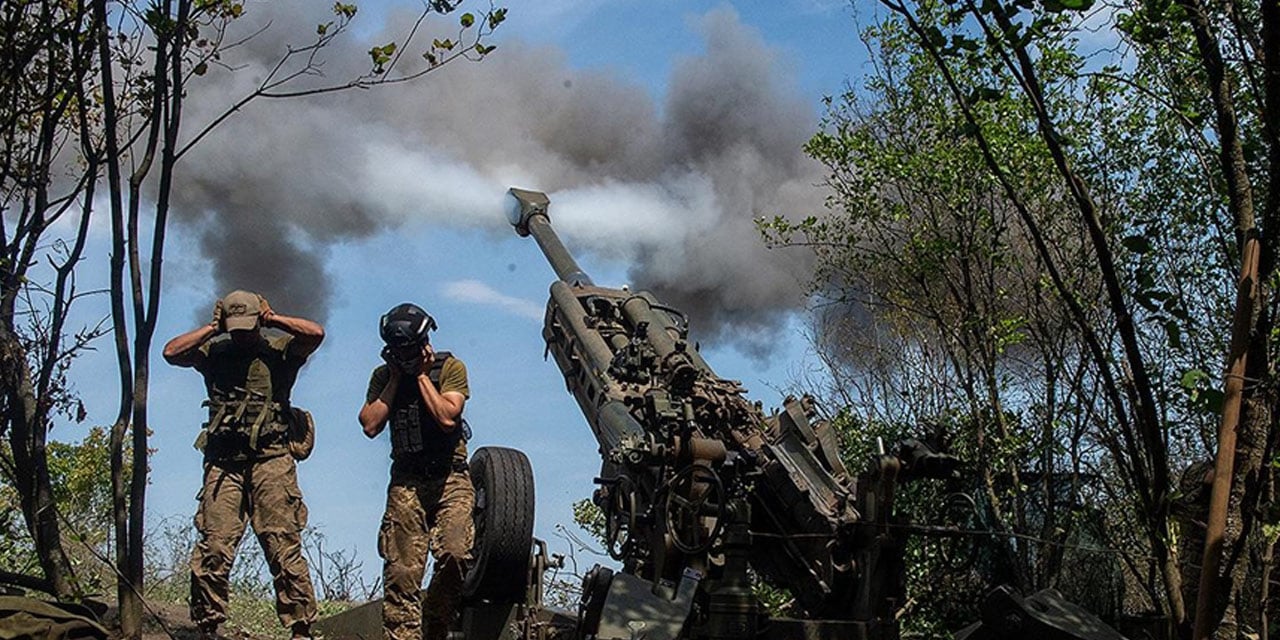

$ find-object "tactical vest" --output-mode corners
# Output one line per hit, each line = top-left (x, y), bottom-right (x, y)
(389, 352), (469, 472)
(199, 334), (300, 462)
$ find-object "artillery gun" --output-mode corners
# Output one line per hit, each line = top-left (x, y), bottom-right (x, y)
(319, 188), (1132, 640)
(504, 188), (958, 640)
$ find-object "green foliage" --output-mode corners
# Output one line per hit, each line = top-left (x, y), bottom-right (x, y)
(572, 498), (607, 547)
(195, 0), (245, 19)
(368, 41), (397, 73)
(0, 482), (38, 577)
(0, 427), (122, 593)
(769, 0), (1257, 624)
(488, 8), (507, 29)
(48, 427), (115, 531)
(333, 2), (358, 19)
(752, 579), (799, 618)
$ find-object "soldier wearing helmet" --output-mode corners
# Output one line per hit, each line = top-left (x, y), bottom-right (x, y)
(358, 303), (473, 640)
(162, 290), (324, 640)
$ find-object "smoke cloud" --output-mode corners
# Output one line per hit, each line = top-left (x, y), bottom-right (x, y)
(174, 3), (825, 353)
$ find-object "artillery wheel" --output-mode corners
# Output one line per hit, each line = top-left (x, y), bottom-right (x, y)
(662, 465), (725, 555)
(463, 446), (536, 602)
(936, 491), (982, 574)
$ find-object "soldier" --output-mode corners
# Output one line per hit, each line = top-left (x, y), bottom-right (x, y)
(358, 303), (473, 640)
(163, 290), (323, 640)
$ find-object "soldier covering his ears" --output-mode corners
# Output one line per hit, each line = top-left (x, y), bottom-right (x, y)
(163, 290), (324, 640)
(358, 303), (474, 640)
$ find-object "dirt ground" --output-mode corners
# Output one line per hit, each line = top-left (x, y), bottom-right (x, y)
(103, 601), (275, 640)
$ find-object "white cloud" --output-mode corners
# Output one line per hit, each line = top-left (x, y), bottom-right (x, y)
(441, 279), (544, 321)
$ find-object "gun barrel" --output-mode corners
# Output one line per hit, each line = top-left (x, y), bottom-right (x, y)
(506, 188), (594, 287)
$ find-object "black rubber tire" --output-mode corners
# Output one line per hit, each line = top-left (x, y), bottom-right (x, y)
(463, 446), (537, 602)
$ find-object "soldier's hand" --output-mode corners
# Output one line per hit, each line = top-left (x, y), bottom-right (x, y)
(420, 344), (436, 375)
(211, 300), (225, 331)
(258, 295), (275, 323)
(381, 346), (399, 371)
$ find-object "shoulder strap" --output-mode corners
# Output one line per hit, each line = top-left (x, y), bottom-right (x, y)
(428, 351), (453, 387)
(428, 351), (469, 441)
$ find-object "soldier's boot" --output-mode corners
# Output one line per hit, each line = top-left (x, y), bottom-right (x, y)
(291, 621), (313, 639)
(423, 557), (465, 640)
(197, 622), (220, 640)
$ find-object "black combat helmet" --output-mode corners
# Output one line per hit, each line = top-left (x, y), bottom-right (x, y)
(379, 303), (437, 347)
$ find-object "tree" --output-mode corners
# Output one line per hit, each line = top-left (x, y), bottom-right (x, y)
(768, 13), (1166, 625)
(771, 0), (1276, 633)
(0, 0), (110, 601)
(0, 427), (124, 596)
(1, 1), (505, 636)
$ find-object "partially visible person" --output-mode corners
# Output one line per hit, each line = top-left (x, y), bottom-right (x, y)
(163, 290), (324, 640)
(358, 303), (473, 640)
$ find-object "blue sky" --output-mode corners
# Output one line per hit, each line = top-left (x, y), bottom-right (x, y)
(54, 0), (874, 589)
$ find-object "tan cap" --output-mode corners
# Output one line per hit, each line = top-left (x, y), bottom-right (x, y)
(220, 290), (261, 332)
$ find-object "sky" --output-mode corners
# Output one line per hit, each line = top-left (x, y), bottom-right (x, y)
(51, 0), (876, 591)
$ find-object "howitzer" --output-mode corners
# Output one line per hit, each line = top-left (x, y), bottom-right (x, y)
(316, 188), (1135, 640)
(506, 187), (962, 640)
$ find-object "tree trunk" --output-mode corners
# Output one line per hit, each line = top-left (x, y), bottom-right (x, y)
(0, 325), (77, 599)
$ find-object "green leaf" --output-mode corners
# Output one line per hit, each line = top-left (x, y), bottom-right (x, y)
(1180, 368), (1208, 389)
(144, 8), (174, 34)
(1199, 388), (1225, 414)
(925, 26), (946, 48)
(952, 35), (980, 52)
(368, 42), (396, 67)
(968, 86), (1003, 103)
(460, 12), (474, 27)
(489, 8), (508, 29)
(1122, 235), (1152, 254)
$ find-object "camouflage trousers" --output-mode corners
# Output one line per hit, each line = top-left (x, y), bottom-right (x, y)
(379, 469), (475, 640)
(189, 454), (317, 630)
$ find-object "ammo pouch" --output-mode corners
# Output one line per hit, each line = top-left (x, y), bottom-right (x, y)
(286, 406), (316, 461)
(195, 388), (285, 460)
(390, 413), (471, 457)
